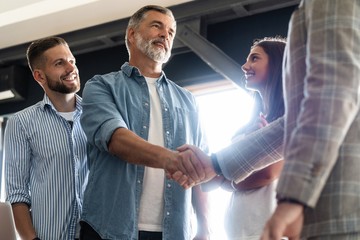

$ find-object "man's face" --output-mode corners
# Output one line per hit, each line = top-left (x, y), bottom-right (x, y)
(40, 45), (80, 94)
(134, 11), (176, 63)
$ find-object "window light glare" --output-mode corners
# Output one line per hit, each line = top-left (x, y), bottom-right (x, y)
(0, 90), (15, 100)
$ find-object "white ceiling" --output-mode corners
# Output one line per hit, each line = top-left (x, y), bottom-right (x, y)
(0, 0), (193, 50)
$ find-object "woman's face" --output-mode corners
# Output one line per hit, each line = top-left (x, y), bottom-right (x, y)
(242, 46), (269, 93)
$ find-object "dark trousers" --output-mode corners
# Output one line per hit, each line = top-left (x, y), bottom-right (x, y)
(138, 231), (162, 240)
(80, 221), (102, 240)
(80, 221), (162, 240)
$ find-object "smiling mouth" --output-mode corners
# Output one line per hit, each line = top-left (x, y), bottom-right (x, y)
(244, 73), (254, 79)
(62, 75), (77, 81)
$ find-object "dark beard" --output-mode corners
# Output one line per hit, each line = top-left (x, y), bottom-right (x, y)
(45, 74), (80, 94)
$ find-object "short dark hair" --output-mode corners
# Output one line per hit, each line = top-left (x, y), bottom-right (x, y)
(26, 36), (68, 72)
(125, 5), (175, 52)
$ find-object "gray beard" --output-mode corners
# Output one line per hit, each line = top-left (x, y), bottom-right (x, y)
(135, 33), (171, 63)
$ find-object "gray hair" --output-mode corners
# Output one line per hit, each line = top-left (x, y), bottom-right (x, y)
(125, 5), (175, 53)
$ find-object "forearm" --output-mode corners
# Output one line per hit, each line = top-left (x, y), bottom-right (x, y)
(234, 160), (283, 191)
(12, 203), (37, 240)
(192, 186), (210, 239)
(108, 127), (172, 169)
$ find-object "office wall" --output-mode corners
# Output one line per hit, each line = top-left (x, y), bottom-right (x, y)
(0, 6), (295, 115)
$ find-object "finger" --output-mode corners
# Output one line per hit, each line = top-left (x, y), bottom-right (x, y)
(181, 144), (200, 154)
(171, 171), (184, 182)
(165, 170), (172, 179)
(177, 144), (191, 152)
(260, 115), (269, 126)
(183, 178), (196, 189)
(177, 175), (190, 187)
(173, 173), (194, 189)
(171, 171), (195, 187)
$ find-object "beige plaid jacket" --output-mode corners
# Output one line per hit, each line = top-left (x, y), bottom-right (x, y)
(219, 0), (360, 238)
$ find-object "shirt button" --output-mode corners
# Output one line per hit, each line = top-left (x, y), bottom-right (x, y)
(166, 131), (170, 135)
(137, 180), (141, 184)
(164, 108), (168, 112)
(144, 102), (149, 107)
(166, 212), (170, 216)
(143, 126), (147, 129)
(167, 183), (171, 188)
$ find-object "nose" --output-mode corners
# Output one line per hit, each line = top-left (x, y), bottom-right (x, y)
(159, 29), (169, 40)
(242, 61), (249, 73)
(65, 61), (76, 73)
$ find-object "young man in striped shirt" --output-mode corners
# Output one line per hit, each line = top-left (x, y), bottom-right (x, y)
(5, 36), (88, 240)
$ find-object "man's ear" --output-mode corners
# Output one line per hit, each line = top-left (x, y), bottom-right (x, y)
(127, 28), (135, 45)
(33, 69), (46, 86)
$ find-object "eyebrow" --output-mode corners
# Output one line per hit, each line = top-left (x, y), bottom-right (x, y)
(51, 57), (76, 64)
(150, 20), (175, 35)
(247, 52), (260, 60)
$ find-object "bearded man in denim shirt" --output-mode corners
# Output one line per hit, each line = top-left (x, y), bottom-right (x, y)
(79, 5), (210, 240)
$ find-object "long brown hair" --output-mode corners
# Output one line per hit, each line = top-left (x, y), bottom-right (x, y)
(234, 36), (286, 137)
(251, 36), (286, 122)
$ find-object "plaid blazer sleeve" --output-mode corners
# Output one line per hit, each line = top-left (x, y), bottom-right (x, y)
(217, 117), (284, 183)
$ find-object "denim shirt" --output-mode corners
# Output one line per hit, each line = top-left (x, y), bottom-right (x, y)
(80, 62), (207, 239)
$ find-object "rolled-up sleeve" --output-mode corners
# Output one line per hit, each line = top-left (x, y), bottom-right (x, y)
(5, 116), (32, 205)
(81, 75), (128, 152)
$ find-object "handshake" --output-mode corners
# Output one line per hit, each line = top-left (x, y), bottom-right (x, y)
(164, 144), (219, 189)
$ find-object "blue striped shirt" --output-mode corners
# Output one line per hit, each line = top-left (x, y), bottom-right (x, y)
(5, 94), (88, 239)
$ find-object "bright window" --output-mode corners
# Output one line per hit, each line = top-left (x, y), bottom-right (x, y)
(193, 84), (254, 239)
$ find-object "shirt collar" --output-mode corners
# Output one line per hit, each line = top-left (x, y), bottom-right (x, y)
(40, 94), (82, 114)
(121, 62), (169, 85)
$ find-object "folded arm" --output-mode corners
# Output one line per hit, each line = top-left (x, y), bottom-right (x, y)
(231, 160), (283, 191)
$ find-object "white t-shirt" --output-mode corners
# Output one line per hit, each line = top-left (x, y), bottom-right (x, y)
(138, 77), (165, 232)
(225, 132), (278, 240)
(58, 111), (74, 121)
(224, 181), (277, 240)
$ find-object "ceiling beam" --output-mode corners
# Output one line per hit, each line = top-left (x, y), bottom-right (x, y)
(176, 21), (245, 88)
(0, 0), (300, 66)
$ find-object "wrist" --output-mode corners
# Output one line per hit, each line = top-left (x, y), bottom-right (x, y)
(210, 153), (222, 176)
(277, 196), (306, 207)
